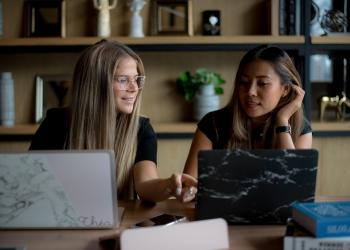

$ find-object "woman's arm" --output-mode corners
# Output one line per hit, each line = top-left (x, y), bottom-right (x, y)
(133, 160), (197, 203)
(183, 128), (212, 179)
(275, 84), (312, 149)
(275, 131), (312, 149)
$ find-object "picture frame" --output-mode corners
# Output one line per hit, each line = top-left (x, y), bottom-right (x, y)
(35, 74), (71, 123)
(202, 10), (221, 36)
(152, 0), (193, 35)
(24, 0), (66, 37)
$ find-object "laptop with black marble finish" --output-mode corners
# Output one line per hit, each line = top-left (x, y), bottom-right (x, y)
(196, 149), (318, 225)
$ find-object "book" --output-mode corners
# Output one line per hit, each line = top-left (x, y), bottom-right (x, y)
(294, 0), (301, 35)
(287, 0), (296, 35)
(284, 219), (350, 250)
(279, 0), (287, 35)
(292, 201), (350, 238)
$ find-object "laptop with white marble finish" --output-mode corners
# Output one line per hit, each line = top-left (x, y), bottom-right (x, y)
(197, 149), (318, 224)
(0, 150), (119, 229)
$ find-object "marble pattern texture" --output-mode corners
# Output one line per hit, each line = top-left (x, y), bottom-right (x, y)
(197, 149), (318, 224)
(0, 154), (80, 228)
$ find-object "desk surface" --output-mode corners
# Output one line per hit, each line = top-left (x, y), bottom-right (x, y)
(1, 196), (347, 250)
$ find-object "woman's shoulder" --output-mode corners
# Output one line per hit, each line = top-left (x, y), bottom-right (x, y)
(137, 116), (156, 144)
(199, 107), (230, 125)
(139, 116), (151, 127)
(45, 107), (69, 120)
(138, 116), (155, 134)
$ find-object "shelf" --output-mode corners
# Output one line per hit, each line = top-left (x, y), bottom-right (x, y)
(310, 36), (350, 51)
(153, 123), (196, 133)
(1, 122), (350, 139)
(0, 36), (305, 52)
(0, 124), (39, 135)
(0, 36), (306, 46)
(0, 123), (196, 136)
(311, 36), (350, 44)
(312, 121), (350, 131)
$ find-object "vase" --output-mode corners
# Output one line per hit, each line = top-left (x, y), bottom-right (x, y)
(0, 72), (15, 126)
(93, 0), (118, 37)
(128, 0), (146, 37)
(193, 84), (220, 121)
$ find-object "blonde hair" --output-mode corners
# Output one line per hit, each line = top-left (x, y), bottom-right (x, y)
(67, 40), (144, 198)
(225, 45), (303, 149)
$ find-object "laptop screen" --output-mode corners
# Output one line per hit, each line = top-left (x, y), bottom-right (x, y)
(197, 149), (318, 224)
(0, 150), (118, 229)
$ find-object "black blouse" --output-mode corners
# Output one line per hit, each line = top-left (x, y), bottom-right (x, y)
(29, 108), (157, 164)
(198, 107), (312, 149)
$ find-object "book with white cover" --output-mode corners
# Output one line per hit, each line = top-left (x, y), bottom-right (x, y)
(284, 219), (350, 250)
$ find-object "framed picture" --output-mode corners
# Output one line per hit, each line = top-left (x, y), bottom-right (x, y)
(152, 0), (193, 35)
(24, 0), (66, 37)
(202, 10), (221, 36)
(35, 74), (71, 123)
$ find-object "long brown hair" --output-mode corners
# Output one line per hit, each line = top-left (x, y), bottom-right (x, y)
(67, 40), (144, 196)
(225, 45), (304, 149)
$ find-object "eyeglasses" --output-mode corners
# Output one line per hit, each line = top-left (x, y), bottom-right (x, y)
(113, 75), (146, 90)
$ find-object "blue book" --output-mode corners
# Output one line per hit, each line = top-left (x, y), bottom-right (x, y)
(292, 201), (350, 238)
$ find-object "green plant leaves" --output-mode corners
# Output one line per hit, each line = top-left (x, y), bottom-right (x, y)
(176, 68), (226, 101)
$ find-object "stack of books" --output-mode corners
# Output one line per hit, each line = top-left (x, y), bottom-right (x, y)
(284, 201), (350, 250)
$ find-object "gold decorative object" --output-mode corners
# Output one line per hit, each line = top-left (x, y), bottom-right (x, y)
(339, 91), (350, 118)
(319, 91), (350, 121)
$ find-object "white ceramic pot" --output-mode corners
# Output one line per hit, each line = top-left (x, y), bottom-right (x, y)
(193, 84), (220, 121)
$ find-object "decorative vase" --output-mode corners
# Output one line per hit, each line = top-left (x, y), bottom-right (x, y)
(93, 0), (118, 37)
(0, 72), (15, 126)
(193, 84), (220, 121)
(127, 0), (146, 37)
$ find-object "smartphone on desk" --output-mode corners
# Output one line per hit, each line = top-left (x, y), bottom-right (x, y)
(132, 214), (187, 227)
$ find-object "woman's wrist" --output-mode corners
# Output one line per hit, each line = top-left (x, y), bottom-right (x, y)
(275, 117), (289, 126)
(275, 124), (291, 134)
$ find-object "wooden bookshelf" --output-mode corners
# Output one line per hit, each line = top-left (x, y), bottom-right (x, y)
(0, 124), (39, 135)
(311, 36), (350, 45)
(0, 36), (305, 47)
(1, 122), (349, 136)
(311, 122), (350, 131)
(0, 123), (197, 136)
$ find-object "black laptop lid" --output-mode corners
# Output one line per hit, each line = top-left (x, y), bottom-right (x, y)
(197, 149), (318, 224)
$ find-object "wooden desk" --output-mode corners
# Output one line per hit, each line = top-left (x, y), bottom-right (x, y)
(0, 199), (286, 250)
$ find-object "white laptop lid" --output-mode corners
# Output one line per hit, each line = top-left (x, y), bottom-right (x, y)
(120, 218), (229, 250)
(0, 150), (118, 229)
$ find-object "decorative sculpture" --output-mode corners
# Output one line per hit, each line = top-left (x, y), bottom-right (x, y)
(93, 0), (118, 37)
(321, 9), (348, 35)
(127, 0), (146, 37)
(339, 91), (350, 119)
(320, 92), (350, 121)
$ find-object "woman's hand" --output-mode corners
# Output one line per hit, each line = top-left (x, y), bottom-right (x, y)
(168, 173), (198, 203)
(276, 84), (304, 125)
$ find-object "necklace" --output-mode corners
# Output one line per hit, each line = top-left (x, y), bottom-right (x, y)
(252, 128), (264, 139)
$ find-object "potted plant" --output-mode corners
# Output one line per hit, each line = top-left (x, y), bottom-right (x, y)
(176, 68), (225, 120)
(176, 68), (225, 101)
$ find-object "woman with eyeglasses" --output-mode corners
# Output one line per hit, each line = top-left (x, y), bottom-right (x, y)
(30, 40), (197, 202)
(183, 45), (312, 179)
